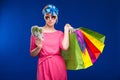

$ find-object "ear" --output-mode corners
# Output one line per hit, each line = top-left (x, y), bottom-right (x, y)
(43, 13), (47, 20)
(44, 16), (46, 20)
(56, 16), (58, 24)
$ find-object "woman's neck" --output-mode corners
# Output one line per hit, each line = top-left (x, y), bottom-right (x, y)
(43, 25), (56, 32)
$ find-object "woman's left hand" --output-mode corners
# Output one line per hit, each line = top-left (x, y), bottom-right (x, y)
(64, 24), (74, 34)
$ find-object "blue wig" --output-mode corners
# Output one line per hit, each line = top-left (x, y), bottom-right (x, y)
(42, 4), (59, 16)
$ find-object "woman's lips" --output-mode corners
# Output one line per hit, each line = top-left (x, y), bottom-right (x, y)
(48, 22), (53, 24)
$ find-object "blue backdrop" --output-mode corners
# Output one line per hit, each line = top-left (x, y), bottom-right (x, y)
(0, 0), (120, 80)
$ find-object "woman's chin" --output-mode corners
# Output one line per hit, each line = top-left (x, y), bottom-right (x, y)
(47, 24), (54, 27)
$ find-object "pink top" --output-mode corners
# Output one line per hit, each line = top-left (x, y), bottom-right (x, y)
(30, 30), (67, 80)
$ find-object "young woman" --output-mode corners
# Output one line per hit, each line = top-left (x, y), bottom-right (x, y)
(30, 4), (71, 80)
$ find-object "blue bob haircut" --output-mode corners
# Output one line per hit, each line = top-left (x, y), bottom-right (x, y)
(42, 4), (59, 16)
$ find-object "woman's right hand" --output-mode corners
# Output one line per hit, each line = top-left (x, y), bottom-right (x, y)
(35, 37), (42, 48)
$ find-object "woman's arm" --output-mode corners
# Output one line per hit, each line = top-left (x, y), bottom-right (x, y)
(30, 37), (42, 57)
(62, 24), (71, 50)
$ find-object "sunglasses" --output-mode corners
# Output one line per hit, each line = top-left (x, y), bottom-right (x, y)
(45, 16), (57, 20)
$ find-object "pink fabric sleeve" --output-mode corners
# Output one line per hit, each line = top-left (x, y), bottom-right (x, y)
(30, 35), (37, 54)
(59, 31), (65, 50)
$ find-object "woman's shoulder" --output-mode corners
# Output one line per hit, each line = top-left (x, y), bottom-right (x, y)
(56, 30), (64, 36)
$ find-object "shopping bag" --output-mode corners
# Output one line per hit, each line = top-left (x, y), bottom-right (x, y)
(62, 27), (105, 70)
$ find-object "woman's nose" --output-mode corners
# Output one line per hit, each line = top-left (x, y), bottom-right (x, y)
(49, 17), (52, 20)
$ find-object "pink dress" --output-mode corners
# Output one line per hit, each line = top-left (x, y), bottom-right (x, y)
(30, 30), (67, 80)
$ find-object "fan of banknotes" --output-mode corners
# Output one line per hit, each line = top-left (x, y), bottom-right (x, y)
(31, 25), (44, 40)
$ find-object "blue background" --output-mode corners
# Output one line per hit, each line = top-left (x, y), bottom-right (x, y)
(0, 0), (120, 80)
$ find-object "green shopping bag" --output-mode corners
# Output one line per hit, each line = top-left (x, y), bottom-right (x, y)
(62, 33), (84, 70)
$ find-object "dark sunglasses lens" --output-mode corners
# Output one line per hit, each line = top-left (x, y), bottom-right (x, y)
(45, 16), (49, 20)
(52, 16), (56, 19)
